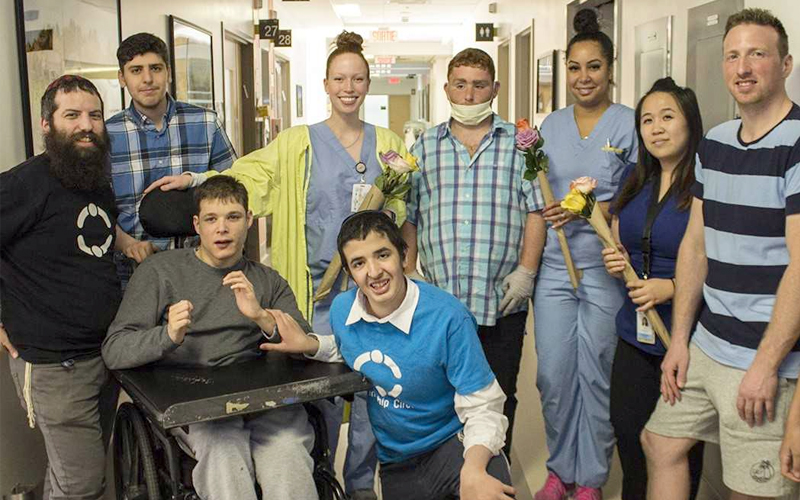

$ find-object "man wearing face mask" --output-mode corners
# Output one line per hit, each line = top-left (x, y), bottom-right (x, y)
(401, 48), (547, 457)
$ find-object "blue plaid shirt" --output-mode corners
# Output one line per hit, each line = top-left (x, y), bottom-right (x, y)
(407, 115), (544, 326)
(107, 96), (235, 242)
(107, 96), (236, 283)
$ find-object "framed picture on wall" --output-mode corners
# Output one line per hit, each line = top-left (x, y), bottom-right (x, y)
(14, 0), (123, 158)
(169, 15), (214, 110)
(536, 50), (557, 115)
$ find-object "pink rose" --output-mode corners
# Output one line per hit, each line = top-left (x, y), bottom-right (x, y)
(380, 150), (418, 174)
(569, 176), (598, 194)
(516, 127), (539, 151)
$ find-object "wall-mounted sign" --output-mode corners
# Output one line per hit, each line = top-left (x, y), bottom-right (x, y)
(276, 29), (292, 47)
(475, 23), (494, 42)
(388, 77), (401, 85)
(374, 56), (396, 65)
(259, 19), (279, 40)
(371, 30), (397, 42)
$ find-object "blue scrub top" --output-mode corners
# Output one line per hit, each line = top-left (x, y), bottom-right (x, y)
(614, 167), (690, 355)
(306, 122), (381, 335)
(540, 104), (638, 269)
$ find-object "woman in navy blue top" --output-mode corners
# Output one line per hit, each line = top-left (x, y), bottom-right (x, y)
(602, 78), (704, 500)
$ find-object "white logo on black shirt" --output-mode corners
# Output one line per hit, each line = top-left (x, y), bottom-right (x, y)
(76, 203), (113, 258)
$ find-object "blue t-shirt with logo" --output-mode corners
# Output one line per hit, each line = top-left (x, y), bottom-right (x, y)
(329, 281), (496, 463)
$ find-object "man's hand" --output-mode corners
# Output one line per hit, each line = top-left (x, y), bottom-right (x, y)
(627, 278), (674, 312)
(498, 265), (536, 316)
(124, 240), (157, 263)
(0, 324), (18, 359)
(167, 300), (193, 344)
(259, 309), (319, 356)
(660, 341), (690, 405)
(223, 271), (266, 321)
(144, 173), (193, 195)
(460, 466), (516, 500)
(781, 419), (800, 482)
(736, 363), (778, 427)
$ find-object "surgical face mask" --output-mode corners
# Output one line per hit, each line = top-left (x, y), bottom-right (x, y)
(449, 100), (494, 126)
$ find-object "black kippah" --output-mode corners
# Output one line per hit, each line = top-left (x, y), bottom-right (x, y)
(139, 187), (197, 238)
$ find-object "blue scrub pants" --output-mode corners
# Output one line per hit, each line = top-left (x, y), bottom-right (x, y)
(533, 264), (624, 488)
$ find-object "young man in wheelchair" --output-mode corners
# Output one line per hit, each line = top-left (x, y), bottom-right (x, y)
(262, 211), (517, 500)
(102, 176), (319, 500)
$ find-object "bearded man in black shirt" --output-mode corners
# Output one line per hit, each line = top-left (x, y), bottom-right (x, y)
(0, 75), (142, 500)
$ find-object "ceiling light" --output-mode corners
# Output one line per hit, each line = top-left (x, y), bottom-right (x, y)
(334, 3), (361, 18)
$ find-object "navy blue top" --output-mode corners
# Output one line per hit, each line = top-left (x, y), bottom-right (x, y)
(614, 167), (689, 356)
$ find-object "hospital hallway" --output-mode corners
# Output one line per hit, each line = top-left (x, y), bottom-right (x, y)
(2, 0), (800, 499)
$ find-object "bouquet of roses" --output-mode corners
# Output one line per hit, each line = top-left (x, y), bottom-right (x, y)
(313, 150), (418, 302)
(561, 177), (671, 347)
(515, 119), (581, 290)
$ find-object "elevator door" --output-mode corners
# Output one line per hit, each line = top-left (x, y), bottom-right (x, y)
(686, 0), (743, 132)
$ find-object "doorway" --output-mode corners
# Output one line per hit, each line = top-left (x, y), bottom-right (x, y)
(497, 40), (510, 121)
(388, 95), (411, 139)
(515, 24), (533, 122)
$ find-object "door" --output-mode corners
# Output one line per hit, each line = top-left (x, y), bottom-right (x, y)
(498, 40), (510, 121)
(389, 95), (411, 139)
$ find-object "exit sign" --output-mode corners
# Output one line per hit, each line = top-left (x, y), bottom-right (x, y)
(388, 77), (401, 85)
(371, 30), (397, 42)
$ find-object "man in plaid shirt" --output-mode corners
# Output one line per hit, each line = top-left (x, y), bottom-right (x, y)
(107, 33), (236, 286)
(401, 48), (546, 457)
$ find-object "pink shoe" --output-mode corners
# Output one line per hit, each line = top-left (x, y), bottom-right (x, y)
(533, 471), (570, 500)
(573, 486), (603, 500)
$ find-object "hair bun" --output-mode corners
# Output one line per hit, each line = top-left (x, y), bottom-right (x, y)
(573, 8), (600, 34)
(335, 31), (364, 52)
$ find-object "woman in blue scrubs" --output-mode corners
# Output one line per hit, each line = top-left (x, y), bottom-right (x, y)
(532, 9), (637, 500)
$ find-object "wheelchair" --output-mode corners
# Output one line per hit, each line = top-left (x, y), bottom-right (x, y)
(110, 353), (371, 500)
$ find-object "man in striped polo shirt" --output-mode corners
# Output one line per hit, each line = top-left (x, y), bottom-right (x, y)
(641, 9), (799, 500)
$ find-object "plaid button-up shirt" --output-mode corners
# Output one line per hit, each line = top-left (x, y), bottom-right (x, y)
(407, 115), (544, 326)
(107, 96), (236, 244)
(107, 96), (236, 284)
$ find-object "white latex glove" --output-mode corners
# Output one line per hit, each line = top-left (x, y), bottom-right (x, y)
(498, 265), (537, 315)
(406, 270), (426, 282)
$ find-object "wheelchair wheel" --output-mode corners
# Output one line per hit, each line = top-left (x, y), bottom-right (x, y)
(114, 402), (161, 500)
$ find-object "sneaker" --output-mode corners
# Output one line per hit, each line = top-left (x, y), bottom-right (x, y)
(573, 485), (603, 500)
(534, 471), (570, 500)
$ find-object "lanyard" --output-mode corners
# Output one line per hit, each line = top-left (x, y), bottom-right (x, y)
(641, 176), (673, 279)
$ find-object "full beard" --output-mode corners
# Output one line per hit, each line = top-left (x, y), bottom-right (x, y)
(45, 128), (111, 192)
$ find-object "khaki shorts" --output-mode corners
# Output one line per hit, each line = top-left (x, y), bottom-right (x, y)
(645, 342), (799, 498)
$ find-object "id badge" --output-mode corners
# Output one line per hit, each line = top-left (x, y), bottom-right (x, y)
(636, 311), (656, 345)
(351, 183), (371, 212)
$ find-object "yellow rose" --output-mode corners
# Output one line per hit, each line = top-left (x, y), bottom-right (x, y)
(561, 189), (587, 214)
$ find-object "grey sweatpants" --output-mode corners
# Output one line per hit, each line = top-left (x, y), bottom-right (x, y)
(8, 355), (118, 500)
(174, 404), (318, 500)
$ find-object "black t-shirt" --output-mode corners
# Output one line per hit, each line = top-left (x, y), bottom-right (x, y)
(1, 154), (122, 363)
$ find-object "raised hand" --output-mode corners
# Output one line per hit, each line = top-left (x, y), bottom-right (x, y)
(167, 300), (193, 344)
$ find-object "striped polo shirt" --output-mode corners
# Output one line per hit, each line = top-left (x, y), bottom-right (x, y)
(691, 103), (800, 378)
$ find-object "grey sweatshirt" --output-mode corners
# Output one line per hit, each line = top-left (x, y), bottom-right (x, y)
(102, 248), (312, 369)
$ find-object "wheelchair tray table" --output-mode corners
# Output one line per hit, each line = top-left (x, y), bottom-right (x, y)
(112, 352), (371, 429)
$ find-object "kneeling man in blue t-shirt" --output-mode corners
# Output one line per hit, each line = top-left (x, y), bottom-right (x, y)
(263, 210), (515, 500)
